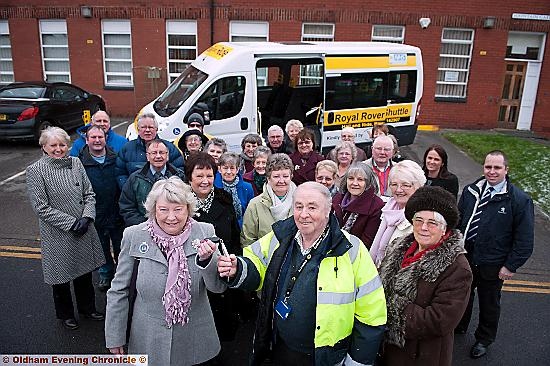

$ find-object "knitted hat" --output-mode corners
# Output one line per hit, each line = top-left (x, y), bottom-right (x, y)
(404, 186), (459, 229)
(186, 113), (204, 126)
(181, 129), (209, 145)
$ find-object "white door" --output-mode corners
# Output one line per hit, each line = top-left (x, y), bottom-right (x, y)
(517, 62), (542, 130)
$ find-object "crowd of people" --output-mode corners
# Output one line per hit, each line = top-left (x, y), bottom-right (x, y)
(26, 111), (534, 365)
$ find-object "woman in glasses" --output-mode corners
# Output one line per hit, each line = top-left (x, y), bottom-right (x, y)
(378, 186), (472, 366)
(370, 160), (426, 267)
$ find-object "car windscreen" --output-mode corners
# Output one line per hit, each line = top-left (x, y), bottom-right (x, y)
(0, 86), (46, 99)
(154, 65), (208, 117)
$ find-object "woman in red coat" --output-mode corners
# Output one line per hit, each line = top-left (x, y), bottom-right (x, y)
(289, 129), (325, 186)
(332, 163), (384, 248)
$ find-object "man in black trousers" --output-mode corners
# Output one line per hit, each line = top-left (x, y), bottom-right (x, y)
(456, 150), (534, 359)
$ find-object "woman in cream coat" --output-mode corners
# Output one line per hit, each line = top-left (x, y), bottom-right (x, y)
(240, 153), (296, 246)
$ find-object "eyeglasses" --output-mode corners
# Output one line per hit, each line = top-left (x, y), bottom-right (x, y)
(147, 151), (168, 156)
(373, 146), (393, 152)
(412, 217), (443, 229)
(316, 176), (334, 182)
(298, 140), (312, 145)
(389, 182), (414, 191)
(186, 137), (202, 143)
(139, 125), (157, 130)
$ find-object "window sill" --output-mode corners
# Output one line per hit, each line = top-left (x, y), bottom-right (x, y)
(103, 85), (134, 91)
(434, 97), (467, 103)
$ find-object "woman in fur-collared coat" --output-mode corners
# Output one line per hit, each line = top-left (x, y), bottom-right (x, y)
(379, 186), (472, 366)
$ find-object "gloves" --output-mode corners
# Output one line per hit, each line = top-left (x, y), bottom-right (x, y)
(71, 217), (93, 236)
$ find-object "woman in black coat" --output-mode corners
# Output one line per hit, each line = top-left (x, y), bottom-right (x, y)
(422, 144), (459, 198)
(185, 153), (243, 348)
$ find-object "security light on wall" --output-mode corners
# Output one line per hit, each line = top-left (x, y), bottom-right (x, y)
(483, 17), (496, 29)
(81, 6), (92, 18)
(419, 18), (431, 29)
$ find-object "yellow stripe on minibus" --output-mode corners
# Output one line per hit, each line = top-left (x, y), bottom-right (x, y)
(326, 55), (416, 70)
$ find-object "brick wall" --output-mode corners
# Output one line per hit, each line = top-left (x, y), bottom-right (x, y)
(2, 1), (549, 136)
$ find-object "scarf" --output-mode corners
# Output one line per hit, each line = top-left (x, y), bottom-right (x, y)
(146, 217), (194, 327)
(253, 171), (266, 194)
(370, 198), (407, 267)
(193, 188), (215, 214)
(401, 231), (452, 268)
(340, 193), (359, 232)
(266, 181), (296, 221)
(222, 176), (243, 223)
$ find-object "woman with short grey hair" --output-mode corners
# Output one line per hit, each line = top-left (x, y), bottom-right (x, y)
(105, 176), (226, 365)
(243, 146), (271, 196)
(332, 163), (384, 247)
(27, 126), (105, 331)
(241, 153), (296, 246)
(214, 152), (255, 228)
(370, 160), (426, 267)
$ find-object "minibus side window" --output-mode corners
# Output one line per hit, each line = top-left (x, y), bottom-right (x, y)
(388, 71), (417, 104)
(325, 72), (388, 111)
(195, 76), (246, 120)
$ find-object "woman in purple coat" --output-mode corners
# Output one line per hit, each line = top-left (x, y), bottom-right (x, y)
(332, 163), (384, 248)
(288, 129), (325, 186)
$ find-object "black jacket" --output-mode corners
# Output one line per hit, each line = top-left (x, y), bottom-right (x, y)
(194, 188), (241, 255)
(79, 146), (123, 228)
(458, 176), (534, 272)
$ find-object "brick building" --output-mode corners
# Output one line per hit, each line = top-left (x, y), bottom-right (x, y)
(1, 1), (549, 136)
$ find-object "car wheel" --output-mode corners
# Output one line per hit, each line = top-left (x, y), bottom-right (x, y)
(34, 120), (52, 143)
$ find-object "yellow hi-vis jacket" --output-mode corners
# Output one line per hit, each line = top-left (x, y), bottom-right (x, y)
(232, 216), (387, 365)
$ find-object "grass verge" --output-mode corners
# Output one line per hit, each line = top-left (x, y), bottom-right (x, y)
(442, 132), (550, 215)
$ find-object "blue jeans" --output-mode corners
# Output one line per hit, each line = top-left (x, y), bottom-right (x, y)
(96, 225), (123, 281)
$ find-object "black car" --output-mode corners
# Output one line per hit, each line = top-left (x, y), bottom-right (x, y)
(0, 82), (106, 141)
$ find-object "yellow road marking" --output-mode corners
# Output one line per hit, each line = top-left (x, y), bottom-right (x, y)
(0, 252), (41, 259)
(417, 125), (440, 131)
(503, 286), (550, 295)
(0, 245), (41, 253)
(505, 280), (550, 287)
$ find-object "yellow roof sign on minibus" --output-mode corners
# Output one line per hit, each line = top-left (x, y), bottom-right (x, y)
(204, 44), (234, 60)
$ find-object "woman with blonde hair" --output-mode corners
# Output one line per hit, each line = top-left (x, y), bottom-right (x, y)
(27, 126), (105, 330)
(370, 160), (426, 267)
(105, 177), (226, 365)
(315, 159), (338, 197)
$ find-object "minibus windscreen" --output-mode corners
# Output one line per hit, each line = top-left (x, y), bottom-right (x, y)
(154, 66), (208, 117)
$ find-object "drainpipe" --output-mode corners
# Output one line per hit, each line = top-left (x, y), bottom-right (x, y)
(210, 0), (215, 46)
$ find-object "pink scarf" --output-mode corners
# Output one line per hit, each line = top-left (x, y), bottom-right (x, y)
(369, 198), (406, 267)
(147, 217), (194, 327)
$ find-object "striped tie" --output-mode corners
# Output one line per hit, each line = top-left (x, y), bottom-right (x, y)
(465, 186), (494, 242)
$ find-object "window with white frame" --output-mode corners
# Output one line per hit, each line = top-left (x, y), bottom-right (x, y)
(436, 28), (474, 99)
(166, 20), (197, 84)
(302, 23), (334, 42)
(102, 20), (133, 87)
(300, 23), (334, 85)
(39, 20), (70, 82)
(372, 25), (405, 44)
(0, 21), (14, 84)
(230, 21), (269, 86)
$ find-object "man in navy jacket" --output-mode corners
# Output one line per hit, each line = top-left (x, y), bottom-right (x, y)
(78, 126), (124, 291)
(70, 110), (127, 156)
(456, 150), (534, 359)
(115, 113), (183, 188)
